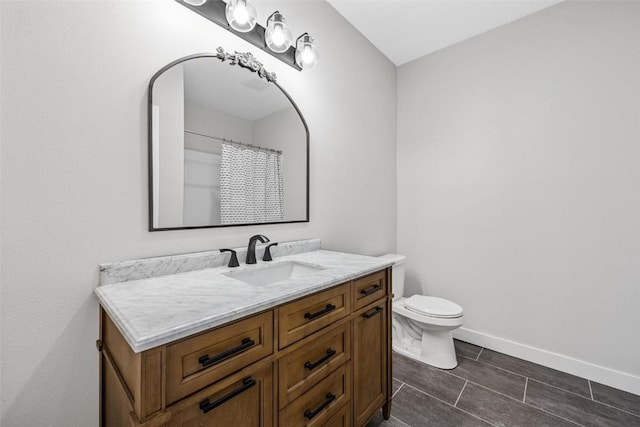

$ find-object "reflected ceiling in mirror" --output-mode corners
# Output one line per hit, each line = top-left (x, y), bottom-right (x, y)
(148, 49), (309, 231)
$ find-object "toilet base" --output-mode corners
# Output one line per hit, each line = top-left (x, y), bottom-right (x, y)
(392, 330), (458, 369)
(392, 310), (460, 369)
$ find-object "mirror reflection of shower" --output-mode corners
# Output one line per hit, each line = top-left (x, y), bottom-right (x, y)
(183, 130), (285, 227)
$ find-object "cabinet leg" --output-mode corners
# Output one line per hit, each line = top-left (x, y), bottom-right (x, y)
(383, 401), (392, 420)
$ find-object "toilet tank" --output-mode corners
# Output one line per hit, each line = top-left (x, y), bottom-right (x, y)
(379, 254), (406, 301)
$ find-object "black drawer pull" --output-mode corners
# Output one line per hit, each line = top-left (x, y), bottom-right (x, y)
(363, 306), (383, 319)
(199, 337), (255, 368)
(360, 284), (382, 296)
(199, 377), (256, 414)
(304, 348), (337, 371)
(304, 393), (336, 420)
(304, 304), (336, 320)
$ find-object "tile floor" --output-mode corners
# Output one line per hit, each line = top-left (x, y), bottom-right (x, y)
(368, 340), (640, 427)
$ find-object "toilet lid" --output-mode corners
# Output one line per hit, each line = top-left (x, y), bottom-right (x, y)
(405, 295), (463, 318)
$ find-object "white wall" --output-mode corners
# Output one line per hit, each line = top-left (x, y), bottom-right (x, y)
(0, 1), (397, 425)
(397, 0), (640, 392)
(184, 100), (254, 153)
(155, 64), (185, 228)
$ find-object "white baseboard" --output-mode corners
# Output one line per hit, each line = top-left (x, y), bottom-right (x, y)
(453, 327), (640, 396)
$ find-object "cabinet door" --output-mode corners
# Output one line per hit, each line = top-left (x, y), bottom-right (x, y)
(352, 302), (387, 427)
(167, 363), (273, 427)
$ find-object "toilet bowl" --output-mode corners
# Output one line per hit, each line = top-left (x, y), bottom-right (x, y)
(379, 254), (464, 369)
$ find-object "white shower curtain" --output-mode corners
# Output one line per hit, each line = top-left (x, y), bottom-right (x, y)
(220, 142), (284, 224)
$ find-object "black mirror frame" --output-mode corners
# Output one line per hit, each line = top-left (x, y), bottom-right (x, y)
(147, 48), (310, 232)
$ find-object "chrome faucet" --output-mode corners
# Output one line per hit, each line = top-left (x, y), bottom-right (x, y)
(246, 234), (269, 264)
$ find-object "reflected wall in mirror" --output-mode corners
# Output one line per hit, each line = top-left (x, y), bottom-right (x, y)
(148, 48), (309, 231)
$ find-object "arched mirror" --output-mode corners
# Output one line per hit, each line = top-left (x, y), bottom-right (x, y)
(148, 48), (309, 231)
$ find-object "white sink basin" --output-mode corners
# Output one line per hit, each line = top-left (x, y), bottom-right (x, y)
(222, 261), (326, 285)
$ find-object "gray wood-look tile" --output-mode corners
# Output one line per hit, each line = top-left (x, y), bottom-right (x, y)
(454, 339), (483, 359)
(526, 380), (640, 427)
(478, 349), (591, 397)
(367, 412), (411, 427)
(392, 378), (403, 396)
(591, 381), (640, 416)
(393, 352), (466, 404)
(393, 385), (493, 427)
(450, 356), (527, 400)
(457, 382), (578, 427)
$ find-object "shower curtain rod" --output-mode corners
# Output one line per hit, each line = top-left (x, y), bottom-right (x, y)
(184, 129), (282, 155)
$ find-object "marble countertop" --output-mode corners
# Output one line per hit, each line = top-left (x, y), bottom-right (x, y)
(95, 249), (393, 353)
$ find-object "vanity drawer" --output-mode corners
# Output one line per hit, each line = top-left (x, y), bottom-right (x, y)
(322, 402), (351, 427)
(352, 271), (387, 310)
(279, 362), (351, 427)
(278, 284), (350, 349)
(167, 362), (273, 427)
(166, 311), (274, 405)
(278, 321), (350, 409)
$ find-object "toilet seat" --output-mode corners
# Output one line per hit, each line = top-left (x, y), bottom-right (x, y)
(404, 295), (463, 318)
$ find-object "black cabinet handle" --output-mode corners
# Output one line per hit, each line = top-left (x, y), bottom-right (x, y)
(199, 377), (256, 414)
(304, 348), (337, 371)
(199, 337), (255, 368)
(304, 304), (336, 320)
(359, 284), (382, 296)
(304, 393), (336, 420)
(363, 306), (383, 319)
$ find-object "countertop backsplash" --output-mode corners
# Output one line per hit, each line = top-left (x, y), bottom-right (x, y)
(99, 238), (322, 286)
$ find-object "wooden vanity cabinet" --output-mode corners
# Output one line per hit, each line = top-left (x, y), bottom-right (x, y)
(353, 302), (388, 426)
(99, 267), (392, 427)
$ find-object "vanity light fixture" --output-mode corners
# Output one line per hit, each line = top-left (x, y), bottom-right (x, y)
(225, 0), (257, 33)
(183, 0), (207, 5)
(295, 33), (319, 70)
(265, 11), (292, 53)
(174, 0), (318, 71)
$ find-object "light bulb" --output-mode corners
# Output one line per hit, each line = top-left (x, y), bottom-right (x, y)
(234, 6), (248, 24)
(225, 0), (257, 33)
(265, 12), (292, 53)
(295, 33), (319, 69)
(272, 26), (285, 45)
(183, 0), (207, 5)
(301, 46), (314, 63)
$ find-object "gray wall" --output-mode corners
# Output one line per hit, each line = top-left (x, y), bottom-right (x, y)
(0, 0), (397, 424)
(397, 0), (639, 390)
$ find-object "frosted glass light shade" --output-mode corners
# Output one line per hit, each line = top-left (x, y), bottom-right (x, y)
(225, 0), (257, 33)
(265, 12), (292, 53)
(183, 0), (207, 5)
(295, 34), (319, 70)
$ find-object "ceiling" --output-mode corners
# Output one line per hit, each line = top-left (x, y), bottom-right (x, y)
(182, 57), (291, 121)
(327, 0), (563, 66)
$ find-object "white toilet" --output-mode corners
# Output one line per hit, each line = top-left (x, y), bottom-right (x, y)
(380, 254), (464, 369)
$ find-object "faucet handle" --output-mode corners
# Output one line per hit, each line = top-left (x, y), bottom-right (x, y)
(220, 249), (239, 267)
(262, 243), (278, 262)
